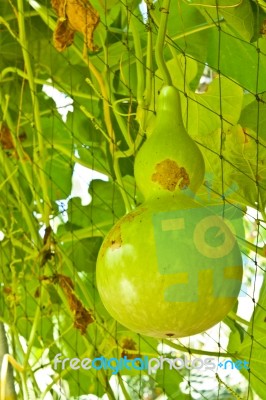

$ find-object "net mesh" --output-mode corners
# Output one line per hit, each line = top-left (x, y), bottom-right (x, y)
(0, 0), (266, 399)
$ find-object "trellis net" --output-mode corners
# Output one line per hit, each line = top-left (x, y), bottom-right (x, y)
(0, 0), (266, 399)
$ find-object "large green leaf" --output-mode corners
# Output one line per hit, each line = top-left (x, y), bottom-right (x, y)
(239, 92), (266, 141)
(207, 27), (266, 92)
(187, 76), (243, 137)
(77, 145), (111, 177)
(62, 237), (103, 273)
(155, 363), (187, 399)
(67, 180), (126, 232)
(0, 2), (23, 70)
(45, 150), (73, 201)
(165, 0), (211, 63)
(219, 0), (255, 42)
(196, 124), (266, 210)
(43, 113), (71, 139)
(66, 106), (102, 145)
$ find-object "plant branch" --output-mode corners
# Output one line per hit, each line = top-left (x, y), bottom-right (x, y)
(144, 13), (154, 109)
(0, 96), (43, 217)
(0, 324), (17, 400)
(22, 284), (44, 370)
(0, 150), (39, 244)
(163, 339), (234, 358)
(17, 0), (51, 225)
(239, 238), (266, 258)
(155, 0), (172, 86)
(0, 67), (99, 101)
(127, 14), (144, 106)
(113, 154), (132, 213)
(118, 375), (132, 400)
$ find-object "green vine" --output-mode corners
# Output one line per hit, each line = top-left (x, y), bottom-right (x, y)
(17, 0), (51, 226)
(155, 0), (172, 86)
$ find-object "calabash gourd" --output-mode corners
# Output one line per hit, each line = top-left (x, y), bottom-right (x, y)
(96, 86), (243, 338)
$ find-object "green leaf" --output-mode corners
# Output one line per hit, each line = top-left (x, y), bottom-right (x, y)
(155, 363), (187, 399)
(237, 276), (266, 399)
(207, 27), (266, 92)
(67, 180), (126, 232)
(225, 315), (245, 353)
(250, 1), (266, 42)
(0, 5), (23, 70)
(64, 372), (105, 398)
(239, 92), (266, 142)
(25, 13), (93, 92)
(55, 315), (87, 358)
(77, 145), (111, 177)
(45, 151), (73, 201)
(66, 106), (102, 144)
(219, 0), (255, 42)
(36, 116), (73, 147)
(62, 237), (103, 273)
(166, 0), (211, 63)
(187, 76), (243, 136)
(162, 56), (199, 91)
(0, 31), (23, 70)
(196, 124), (266, 210)
(257, 0), (266, 11)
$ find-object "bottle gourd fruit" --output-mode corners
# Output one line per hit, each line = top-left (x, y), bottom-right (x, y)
(96, 86), (243, 338)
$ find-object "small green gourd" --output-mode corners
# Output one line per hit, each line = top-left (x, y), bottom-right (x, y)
(134, 86), (205, 200)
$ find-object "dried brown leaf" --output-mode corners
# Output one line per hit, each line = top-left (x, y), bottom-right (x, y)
(51, 0), (100, 52)
(53, 273), (94, 334)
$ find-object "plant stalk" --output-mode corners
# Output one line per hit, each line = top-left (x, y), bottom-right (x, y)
(17, 0), (51, 226)
(0, 323), (17, 400)
(155, 0), (172, 86)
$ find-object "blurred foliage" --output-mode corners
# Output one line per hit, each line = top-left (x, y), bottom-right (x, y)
(0, 0), (266, 398)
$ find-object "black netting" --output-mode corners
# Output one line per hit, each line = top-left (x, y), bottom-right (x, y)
(0, 0), (266, 399)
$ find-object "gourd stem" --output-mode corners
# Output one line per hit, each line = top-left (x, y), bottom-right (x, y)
(145, 2), (154, 108)
(128, 14), (145, 106)
(155, 0), (172, 86)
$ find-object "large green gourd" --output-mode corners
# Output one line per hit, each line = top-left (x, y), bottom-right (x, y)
(96, 86), (243, 338)
(134, 86), (205, 200)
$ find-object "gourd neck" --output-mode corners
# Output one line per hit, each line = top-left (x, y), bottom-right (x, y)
(155, 86), (185, 132)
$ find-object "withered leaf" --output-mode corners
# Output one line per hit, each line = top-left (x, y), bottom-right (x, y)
(120, 337), (141, 359)
(0, 125), (26, 151)
(51, 0), (100, 52)
(53, 273), (94, 334)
